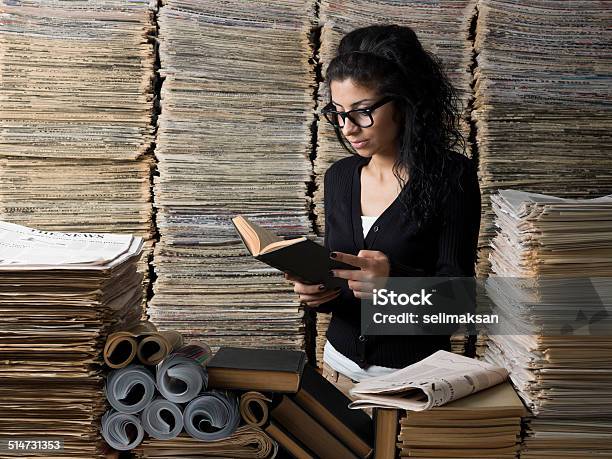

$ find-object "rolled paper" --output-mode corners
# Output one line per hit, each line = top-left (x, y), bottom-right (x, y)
(183, 391), (241, 441)
(156, 343), (212, 403)
(103, 321), (158, 368)
(105, 365), (156, 414)
(104, 332), (138, 369)
(101, 410), (144, 451)
(138, 330), (184, 366)
(129, 321), (158, 335)
(239, 391), (272, 427)
(140, 397), (184, 440)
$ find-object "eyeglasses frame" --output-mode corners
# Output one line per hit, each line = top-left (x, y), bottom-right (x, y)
(321, 96), (395, 128)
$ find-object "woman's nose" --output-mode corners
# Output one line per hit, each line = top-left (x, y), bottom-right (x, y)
(341, 117), (360, 136)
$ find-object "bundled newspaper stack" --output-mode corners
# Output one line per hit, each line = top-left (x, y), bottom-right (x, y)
(484, 190), (612, 458)
(149, 0), (311, 353)
(0, 221), (144, 458)
(136, 426), (277, 459)
(473, 1), (612, 276)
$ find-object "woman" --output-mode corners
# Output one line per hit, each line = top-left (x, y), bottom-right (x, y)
(286, 24), (481, 396)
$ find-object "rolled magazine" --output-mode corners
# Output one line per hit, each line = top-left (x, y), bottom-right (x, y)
(105, 365), (156, 414)
(101, 410), (144, 451)
(183, 391), (240, 441)
(140, 397), (184, 440)
(156, 343), (211, 403)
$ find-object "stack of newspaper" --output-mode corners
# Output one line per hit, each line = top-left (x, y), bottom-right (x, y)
(136, 426), (277, 459)
(149, 0), (313, 351)
(0, 221), (144, 458)
(313, 0), (478, 363)
(0, 1), (156, 299)
(484, 190), (612, 458)
(473, 1), (612, 276)
(348, 350), (524, 458)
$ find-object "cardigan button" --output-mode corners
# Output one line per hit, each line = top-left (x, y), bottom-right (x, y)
(358, 335), (367, 342)
(373, 225), (379, 232)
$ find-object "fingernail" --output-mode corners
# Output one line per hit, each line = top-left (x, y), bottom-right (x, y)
(318, 284), (326, 291)
(330, 252), (337, 258)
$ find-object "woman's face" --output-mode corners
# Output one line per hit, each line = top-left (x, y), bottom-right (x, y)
(329, 78), (401, 159)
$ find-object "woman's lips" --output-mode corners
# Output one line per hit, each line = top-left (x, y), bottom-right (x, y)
(350, 139), (369, 149)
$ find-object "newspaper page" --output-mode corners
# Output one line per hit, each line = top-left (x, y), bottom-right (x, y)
(0, 221), (142, 270)
(348, 350), (509, 411)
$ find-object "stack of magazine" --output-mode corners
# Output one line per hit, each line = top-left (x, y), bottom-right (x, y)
(150, 0), (314, 352)
(473, 1), (612, 276)
(0, 1), (156, 299)
(0, 221), (144, 458)
(484, 190), (612, 458)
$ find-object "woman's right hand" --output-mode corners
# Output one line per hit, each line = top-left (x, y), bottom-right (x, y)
(284, 273), (341, 308)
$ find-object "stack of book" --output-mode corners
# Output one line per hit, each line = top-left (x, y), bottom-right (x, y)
(150, 0), (313, 351)
(398, 382), (524, 458)
(484, 190), (612, 458)
(473, 1), (612, 276)
(0, 1), (156, 300)
(0, 221), (144, 458)
(206, 347), (374, 459)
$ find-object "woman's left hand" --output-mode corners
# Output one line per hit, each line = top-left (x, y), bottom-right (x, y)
(330, 250), (391, 299)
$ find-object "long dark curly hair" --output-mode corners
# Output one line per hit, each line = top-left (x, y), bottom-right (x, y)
(325, 24), (468, 228)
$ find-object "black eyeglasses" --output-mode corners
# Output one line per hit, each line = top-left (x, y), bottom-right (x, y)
(321, 96), (394, 128)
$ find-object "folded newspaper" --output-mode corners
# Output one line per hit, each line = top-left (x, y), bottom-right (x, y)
(348, 350), (509, 411)
(0, 220), (142, 270)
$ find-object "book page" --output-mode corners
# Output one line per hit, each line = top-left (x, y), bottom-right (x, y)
(232, 215), (283, 255)
(349, 350), (509, 411)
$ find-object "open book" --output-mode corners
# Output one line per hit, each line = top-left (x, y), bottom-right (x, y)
(348, 350), (509, 411)
(231, 215), (354, 289)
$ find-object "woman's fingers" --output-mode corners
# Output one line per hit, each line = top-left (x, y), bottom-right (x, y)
(333, 268), (369, 281)
(330, 251), (369, 269)
(353, 290), (375, 300)
(347, 280), (374, 291)
(302, 290), (341, 307)
(292, 281), (329, 295)
(299, 288), (340, 303)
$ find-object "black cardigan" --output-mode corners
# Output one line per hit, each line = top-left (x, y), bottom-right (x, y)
(318, 153), (481, 369)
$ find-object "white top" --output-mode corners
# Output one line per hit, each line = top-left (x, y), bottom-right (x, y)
(361, 215), (378, 238)
(323, 340), (397, 382)
(322, 214), (397, 382)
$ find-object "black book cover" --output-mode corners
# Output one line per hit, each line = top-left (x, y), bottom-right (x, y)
(296, 364), (373, 448)
(257, 238), (355, 289)
(207, 347), (307, 374)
